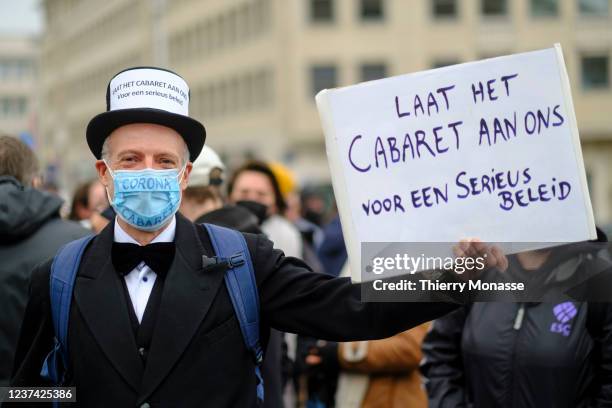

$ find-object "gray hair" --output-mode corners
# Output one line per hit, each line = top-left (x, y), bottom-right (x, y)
(101, 136), (190, 166)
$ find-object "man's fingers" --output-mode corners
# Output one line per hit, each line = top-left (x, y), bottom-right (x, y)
(489, 245), (508, 271)
(453, 239), (470, 258)
(460, 239), (476, 258)
(452, 246), (463, 258)
(454, 239), (508, 272)
(492, 246), (509, 271)
(471, 239), (486, 254)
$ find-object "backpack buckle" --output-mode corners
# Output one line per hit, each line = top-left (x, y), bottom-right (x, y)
(228, 253), (245, 268)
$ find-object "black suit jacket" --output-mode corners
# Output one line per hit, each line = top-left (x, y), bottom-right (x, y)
(10, 214), (457, 407)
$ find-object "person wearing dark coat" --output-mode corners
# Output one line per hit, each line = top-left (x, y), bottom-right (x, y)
(9, 67), (488, 407)
(421, 235), (612, 408)
(0, 136), (89, 387)
(317, 214), (347, 277)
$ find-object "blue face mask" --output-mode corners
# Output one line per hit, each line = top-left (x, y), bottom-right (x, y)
(105, 162), (186, 232)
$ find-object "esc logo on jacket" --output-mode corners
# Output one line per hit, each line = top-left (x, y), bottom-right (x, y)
(549, 301), (577, 337)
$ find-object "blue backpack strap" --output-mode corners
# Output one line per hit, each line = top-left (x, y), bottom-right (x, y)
(40, 235), (95, 386)
(203, 223), (264, 403)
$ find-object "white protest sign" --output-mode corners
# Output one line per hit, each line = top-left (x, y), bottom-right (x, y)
(316, 45), (596, 282)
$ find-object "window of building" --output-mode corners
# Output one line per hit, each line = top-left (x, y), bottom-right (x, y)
(14, 60), (32, 79)
(0, 60), (25, 79)
(261, 0), (271, 28)
(189, 87), (204, 117)
(478, 50), (510, 59)
(195, 22), (206, 55)
(360, 0), (384, 21)
(203, 85), (213, 117)
(0, 61), (7, 79)
(481, 0), (507, 16)
(258, 69), (274, 105)
(0, 98), (8, 117)
(187, 28), (197, 60)
(253, 71), (265, 107)
(433, 0), (457, 18)
(311, 65), (337, 96)
(242, 3), (253, 37)
(220, 81), (230, 115)
(253, 0), (268, 32)
(251, 0), (262, 34)
(579, 0), (609, 15)
(208, 85), (218, 117)
(530, 0), (558, 16)
(432, 59), (460, 68)
(217, 15), (226, 49)
(17, 98), (27, 115)
(245, 72), (256, 108)
(228, 78), (240, 111)
(0, 97), (27, 117)
(582, 55), (610, 89)
(226, 11), (238, 45)
(168, 36), (178, 62)
(204, 21), (214, 53)
(360, 63), (387, 81)
(173, 33), (184, 61)
(310, 0), (334, 22)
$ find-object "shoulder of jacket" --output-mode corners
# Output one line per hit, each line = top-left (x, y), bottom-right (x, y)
(37, 217), (90, 238)
(29, 258), (53, 298)
(241, 231), (273, 259)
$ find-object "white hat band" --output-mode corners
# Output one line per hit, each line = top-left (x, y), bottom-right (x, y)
(108, 68), (190, 116)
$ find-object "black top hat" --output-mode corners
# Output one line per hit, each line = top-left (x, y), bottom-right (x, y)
(86, 66), (206, 162)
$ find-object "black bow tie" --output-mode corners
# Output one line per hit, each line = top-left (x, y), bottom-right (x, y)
(111, 242), (176, 279)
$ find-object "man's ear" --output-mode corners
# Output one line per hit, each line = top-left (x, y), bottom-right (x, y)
(180, 162), (193, 191)
(95, 160), (110, 187)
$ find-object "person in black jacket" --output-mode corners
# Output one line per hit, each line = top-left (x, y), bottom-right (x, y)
(0, 135), (89, 387)
(8, 67), (497, 407)
(421, 236), (612, 408)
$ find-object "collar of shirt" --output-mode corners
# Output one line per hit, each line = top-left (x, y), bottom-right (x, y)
(113, 216), (177, 245)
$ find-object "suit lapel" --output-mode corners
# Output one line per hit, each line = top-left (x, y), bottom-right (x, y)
(73, 223), (144, 391)
(139, 215), (227, 399)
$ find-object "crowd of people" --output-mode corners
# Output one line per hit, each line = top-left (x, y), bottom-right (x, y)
(1, 64), (612, 408)
(2, 131), (612, 408)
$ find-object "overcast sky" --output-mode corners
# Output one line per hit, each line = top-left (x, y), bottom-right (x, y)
(0, 0), (42, 36)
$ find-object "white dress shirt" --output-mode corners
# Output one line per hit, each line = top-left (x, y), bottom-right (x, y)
(113, 216), (176, 323)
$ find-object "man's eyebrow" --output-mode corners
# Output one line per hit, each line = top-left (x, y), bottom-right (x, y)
(155, 152), (180, 160)
(116, 150), (142, 157)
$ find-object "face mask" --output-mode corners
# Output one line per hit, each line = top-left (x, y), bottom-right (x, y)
(105, 161), (186, 232)
(304, 209), (323, 226)
(235, 200), (269, 224)
(209, 177), (223, 187)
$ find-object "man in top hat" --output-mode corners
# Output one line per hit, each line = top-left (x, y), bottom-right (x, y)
(10, 67), (503, 407)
